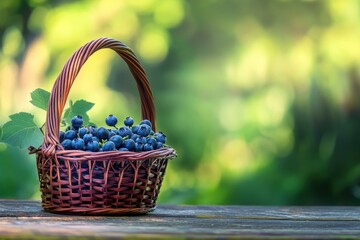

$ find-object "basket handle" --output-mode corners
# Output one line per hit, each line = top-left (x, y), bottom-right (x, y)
(42, 37), (155, 156)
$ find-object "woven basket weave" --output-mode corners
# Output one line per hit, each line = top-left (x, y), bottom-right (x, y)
(35, 37), (176, 215)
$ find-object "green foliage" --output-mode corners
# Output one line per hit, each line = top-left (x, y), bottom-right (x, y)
(62, 100), (95, 127)
(30, 88), (50, 111)
(0, 144), (38, 199)
(1, 89), (95, 150)
(1, 112), (43, 149)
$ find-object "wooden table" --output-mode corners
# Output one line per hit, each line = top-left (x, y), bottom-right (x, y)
(0, 200), (359, 239)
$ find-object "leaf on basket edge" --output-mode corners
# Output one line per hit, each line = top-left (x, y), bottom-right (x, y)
(1, 112), (43, 149)
(62, 99), (95, 127)
(30, 88), (50, 111)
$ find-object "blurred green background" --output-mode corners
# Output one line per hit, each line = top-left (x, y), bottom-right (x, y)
(1, 0), (360, 205)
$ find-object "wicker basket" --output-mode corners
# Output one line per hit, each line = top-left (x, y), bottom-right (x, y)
(35, 37), (176, 215)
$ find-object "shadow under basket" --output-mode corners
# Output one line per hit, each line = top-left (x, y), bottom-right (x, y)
(35, 37), (176, 215)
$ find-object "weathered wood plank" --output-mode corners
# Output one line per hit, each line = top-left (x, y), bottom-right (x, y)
(0, 200), (360, 239)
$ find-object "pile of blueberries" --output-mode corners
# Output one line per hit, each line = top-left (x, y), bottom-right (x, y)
(60, 115), (166, 152)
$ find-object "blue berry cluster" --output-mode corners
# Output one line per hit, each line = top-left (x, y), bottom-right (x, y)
(60, 115), (167, 152)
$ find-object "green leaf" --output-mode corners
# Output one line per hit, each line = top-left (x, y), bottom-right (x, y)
(62, 99), (94, 126)
(30, 88), (50, 111)
(1, 112), (43, 149)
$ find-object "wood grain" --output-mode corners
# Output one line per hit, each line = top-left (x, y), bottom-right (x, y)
(0, 200), (360, 239)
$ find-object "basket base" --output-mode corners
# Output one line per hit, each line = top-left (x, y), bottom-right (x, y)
(43, 206), (156, 216)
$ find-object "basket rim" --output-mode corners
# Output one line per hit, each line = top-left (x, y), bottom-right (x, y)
(37, 146), (176, 161)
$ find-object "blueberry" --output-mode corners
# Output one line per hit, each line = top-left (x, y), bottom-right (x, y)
(130, 133), (140, 141)
(138, 124), (151, 137)
(143, 143), (153, 151)
(150, 130), (155, 135)
(155, 132), (166, 144)
(103, 141), (116, 151)
(72, 127), (79, 133)
(83, 133), (93, 144)
(78, 127), (88, 138)
(124, 117), (134, 127)
(97, 127), (109, 141)
(92, 136), (99, 142)
(118, 126), (132, 138)
(87, 140), (100, 152)
(61, 139), (72, 150)
(140, 119), (152, 129)
(135, 142), (143, 152)
(108, 129), (117, 139)
(89, 126), (98, 137)
(105, 114), (118, 127)
(155, 142), (163, 149)
(131, 125), (140, 134)
(59, 131), (65, 142)
(109, 135), (122, 149)
(136, 136), (147, 144)
(71, 138), (85, 150)
(71, 115), (83, 129)
(122, 139), (135, 151)
(147, 137), (157, 148)
(64, 130), (77, 140)
(119, 148), (129, 151)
